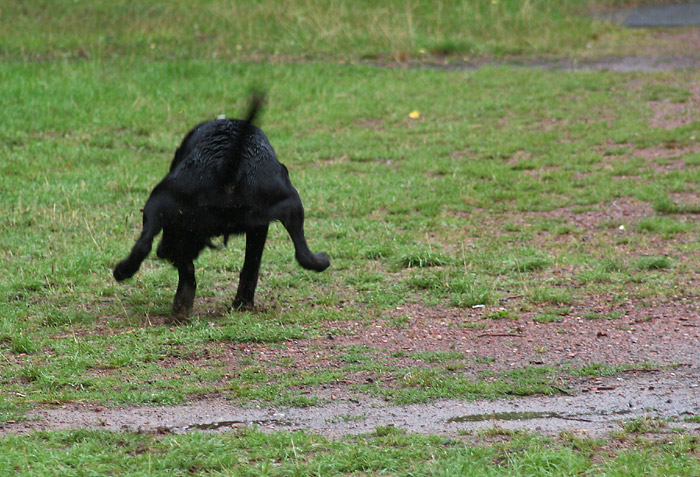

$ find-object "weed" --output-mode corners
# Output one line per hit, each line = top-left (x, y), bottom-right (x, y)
(623, 416), (668, 434)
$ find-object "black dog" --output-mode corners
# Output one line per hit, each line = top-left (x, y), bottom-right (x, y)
(113, 95), (330, 319)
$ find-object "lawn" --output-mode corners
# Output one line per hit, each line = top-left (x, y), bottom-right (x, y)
(1, 0), (699, 474)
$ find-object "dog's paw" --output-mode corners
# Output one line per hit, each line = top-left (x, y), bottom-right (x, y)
(167, 311), (191, 325)
(231, 297), (255, 311)
(312, 252), (331, 272)
(113, 262), (134, 282)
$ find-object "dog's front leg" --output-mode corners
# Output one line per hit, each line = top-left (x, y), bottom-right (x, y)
(233, 224), (269, 310)
(172, 260), (196, 321)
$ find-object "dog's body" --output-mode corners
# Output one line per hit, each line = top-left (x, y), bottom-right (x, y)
(113, 96), (330, 318)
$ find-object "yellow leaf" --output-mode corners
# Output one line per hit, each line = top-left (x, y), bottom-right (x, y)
(409, 110), (420, 119)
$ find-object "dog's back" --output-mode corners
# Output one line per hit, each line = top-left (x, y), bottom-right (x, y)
(114, 93), (328, 318)
(164, 119), (281, 201)
(168, 94), (266, 191)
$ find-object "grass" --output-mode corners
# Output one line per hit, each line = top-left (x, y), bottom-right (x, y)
(0, 0), (652, 63)
(2, 59), (698, 406)
(1, 0), (700, 473)
(1, 428), (699, 476)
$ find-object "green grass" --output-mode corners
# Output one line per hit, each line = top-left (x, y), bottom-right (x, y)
(0, 0), (649, 63)
(1, 428), (699, 476)
(2, 0), (700, 473)
(2, 58), (698, 412)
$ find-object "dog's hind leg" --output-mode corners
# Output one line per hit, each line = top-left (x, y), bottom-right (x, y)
(274, 193), (330, 272)
(113, 211), (162, 282)
(172, 260), (196, 320)
(233, 224), (269, 310)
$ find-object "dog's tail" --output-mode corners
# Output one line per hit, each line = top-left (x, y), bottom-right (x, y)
(219, 92), (265, 183)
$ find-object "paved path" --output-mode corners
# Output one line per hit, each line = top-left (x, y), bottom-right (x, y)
(603, 2), (700, 27)
(3, 369), (699, 438)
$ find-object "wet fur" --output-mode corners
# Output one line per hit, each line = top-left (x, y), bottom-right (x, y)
(113, 95), (330, 319)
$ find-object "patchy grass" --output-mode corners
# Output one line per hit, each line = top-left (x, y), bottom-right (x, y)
(1, 0), (699, 473)
(3, 58), (699, 415)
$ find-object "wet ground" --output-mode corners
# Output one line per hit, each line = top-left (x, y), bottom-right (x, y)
(600, 2), (700, 27)
(4, 368), (699, 438)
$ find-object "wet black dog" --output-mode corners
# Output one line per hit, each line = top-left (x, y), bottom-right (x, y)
(113, 95), (330, 319)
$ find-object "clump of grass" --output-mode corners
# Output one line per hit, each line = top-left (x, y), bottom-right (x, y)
(652, 196), (700, 215)
(375, 425), (405, 437)
(527, 287), (574, 306)
(634, 255), (672, 271)
(645, 85), (693, 103)
(404, 270), (496, 307)
(622, 416), (668, 434)
(459, 322), (487, 330)
(326, 412), (368, 424)
(533, 312), (563, 323)
(599, 258), (625, 273)
(398, 249), (452, 269)
(500, 247), (550, 274)
(578, 258), (627, 284)
(412, 350), (464, 363)
(279, 394), (319, 408)
(484, 309), (518, 320)
(449, 277), (497, 308)
(637, 217), (691, 237)
(533, 307), (570, 323)
(362, 246), (391, 260)
(583, 311), (622, 320)
(9, 334), (38, 354)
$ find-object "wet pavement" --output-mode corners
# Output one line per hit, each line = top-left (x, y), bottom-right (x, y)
(602, 2), (700, 27)
(3, 368), (699, 438)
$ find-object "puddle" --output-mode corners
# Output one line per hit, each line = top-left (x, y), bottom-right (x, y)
(181, 418), (295, 432)
(181, 420), (245, 432)
(447, 409), (633, 424)
(448, 411), (562, 423)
